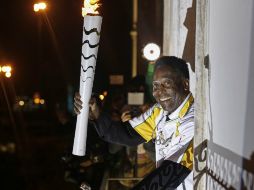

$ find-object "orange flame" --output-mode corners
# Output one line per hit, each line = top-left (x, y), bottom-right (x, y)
(82, 0), (101, 16)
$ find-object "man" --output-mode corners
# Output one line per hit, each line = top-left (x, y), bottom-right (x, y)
(74, 56), (194, 189)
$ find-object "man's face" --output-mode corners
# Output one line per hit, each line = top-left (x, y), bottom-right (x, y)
(152, 65), (189, 113)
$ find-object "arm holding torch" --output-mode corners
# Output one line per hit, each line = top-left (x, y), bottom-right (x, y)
(73, 92), (146, 147)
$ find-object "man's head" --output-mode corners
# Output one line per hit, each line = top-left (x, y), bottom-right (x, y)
(152, 56), (190, 113)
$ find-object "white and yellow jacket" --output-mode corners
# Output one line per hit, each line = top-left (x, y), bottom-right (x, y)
(93, 93), (194, 189)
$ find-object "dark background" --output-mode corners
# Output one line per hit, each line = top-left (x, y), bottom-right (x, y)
(0, 0), (163, 189)
(0, 0), (163, 101)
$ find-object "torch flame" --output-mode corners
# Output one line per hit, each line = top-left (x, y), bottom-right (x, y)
(82, 0), (101, 16)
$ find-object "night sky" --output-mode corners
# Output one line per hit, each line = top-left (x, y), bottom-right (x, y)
(0, 0), (132, 104)
(0, 0), (163, 112)
(0, 1), (162, 189)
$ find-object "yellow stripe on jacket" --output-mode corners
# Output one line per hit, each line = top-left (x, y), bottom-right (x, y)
(133, 107), (161, 142)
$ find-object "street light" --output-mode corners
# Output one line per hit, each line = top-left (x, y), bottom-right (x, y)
(143, 43), (161, 99)
(5, 72), (11, 78)
(33, 2), (47, 69)
(143, 43), (161, 62)
(0, 65), (12, 78)
(33, 2), (47, 12)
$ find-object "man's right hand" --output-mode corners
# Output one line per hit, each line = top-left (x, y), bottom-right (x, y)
(121, 111), (132, 122)
(74, 92), (101, 120)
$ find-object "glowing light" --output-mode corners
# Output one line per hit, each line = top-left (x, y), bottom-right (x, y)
(143, 43), (161, 61)
(5, 72), (11, 78)
(103, 91), (108, 97)
(0, 145), (7, 152)
(99, 94), (104, 101)
(0, 66), (12, 73)
(4, 66), (11, 72)
(34, 2), (47, 12)
(6, 66), (11, 72)
(19, 101), (25, 106)
(82, 0), (100, 16)
(34, 98), (40, 104)
(40, 99), (45, 104)
(1, 66), (7, 72)
(34, 5), (39, 12)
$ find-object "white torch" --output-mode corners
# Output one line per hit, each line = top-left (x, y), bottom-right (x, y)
(73, 0), (102, 156)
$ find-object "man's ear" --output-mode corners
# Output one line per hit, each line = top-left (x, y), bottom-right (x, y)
(182, 79), (190, 92)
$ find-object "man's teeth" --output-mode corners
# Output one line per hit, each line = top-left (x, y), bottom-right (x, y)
(160, 97), (171, 101)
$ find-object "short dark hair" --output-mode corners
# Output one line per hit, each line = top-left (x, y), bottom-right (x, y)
(154, 56), (189, 79)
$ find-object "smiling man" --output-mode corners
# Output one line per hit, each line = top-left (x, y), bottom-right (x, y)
(74, 56), (194, 189)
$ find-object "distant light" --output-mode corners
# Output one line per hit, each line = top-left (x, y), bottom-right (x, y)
(39, 2), (47, 9)
(103, 91), (108, 97)
(34, 98), (40, 104)
(5, 66), (11, 72)
(19, 100), (25, 106)
(99, 95), (104, 101)
(143, 43), (161, 61)
(40, 99), (45, 105)
(34, 5), (39, 12)
(34, 2), (47, 12)
(1, 66), (7, 72)
(7, 143), (15, 153)
(1, 66), (12, 74)
(5, 72), (11, 78)
(0, 145), (7, 152)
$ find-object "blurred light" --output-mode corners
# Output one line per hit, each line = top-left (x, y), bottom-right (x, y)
(1, 66), (7, 72)
(19, 100), (25, 106)
(99, 95), (104, 101)
(39, 2), (47, 9)
(0, 143), (15, 154)
(34, 2), (47, 12)
(0, 66), (12, 77)
(143, 43), (161, 61)
(40, 99), (45, 104)
(7, 143), (16, 153)
(103, 91), (108, 97)
(0, 145), (7, 152)
(34, 5), (39, 12)
(5, 72), (11, 78)
(34, 98), (40, 104)
(5, 66), (11, 72)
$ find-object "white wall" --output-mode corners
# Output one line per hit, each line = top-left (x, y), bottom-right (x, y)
(207, 0), (254, 189)
(243, 0), (254, 161)
(209, 0), (253, 160)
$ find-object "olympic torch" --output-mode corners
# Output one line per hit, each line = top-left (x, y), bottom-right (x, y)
(73, 0), (102, 156)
